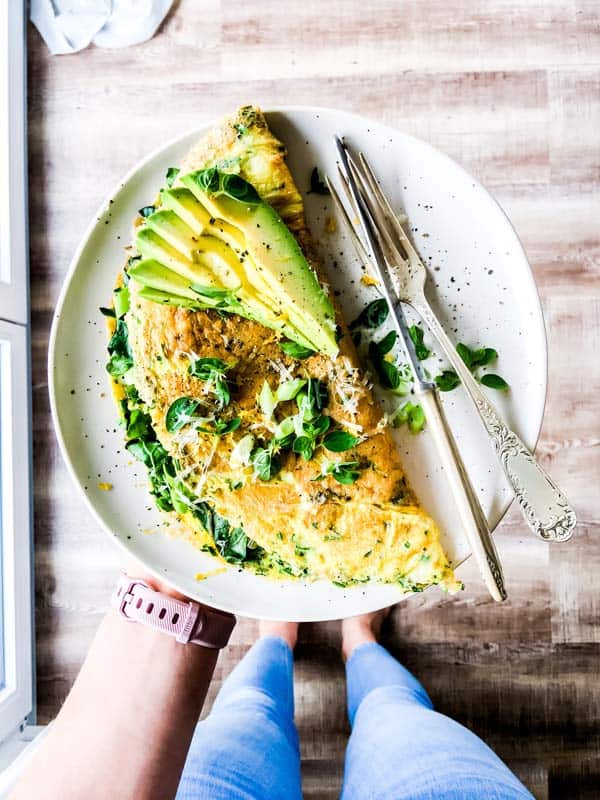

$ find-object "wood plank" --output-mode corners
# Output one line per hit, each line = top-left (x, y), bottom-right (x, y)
(27, 2), (600, 795)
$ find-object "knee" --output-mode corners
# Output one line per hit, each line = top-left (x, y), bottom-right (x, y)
(202, 691), (299, 753)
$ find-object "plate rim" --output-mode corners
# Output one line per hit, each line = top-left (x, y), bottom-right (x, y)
(48, 104), (548, 617)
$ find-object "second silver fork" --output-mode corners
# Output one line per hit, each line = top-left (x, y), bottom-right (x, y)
(342, 150), (576, 545)
(334, 137), (507, 602)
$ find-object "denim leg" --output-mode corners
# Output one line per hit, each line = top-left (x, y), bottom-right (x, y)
(341, 642), (534, 800)
(176, 636), (302, 800)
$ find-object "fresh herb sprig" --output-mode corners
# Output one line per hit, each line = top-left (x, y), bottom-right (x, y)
(408, 325), (431, 361)
(279, 340), (316, 360)
(327, 460), (363, 485)
(188, 357), (235, 408)
(165, 167), (180, 187)
(350, 298), (389, 330)
(434, 342), (509, 392)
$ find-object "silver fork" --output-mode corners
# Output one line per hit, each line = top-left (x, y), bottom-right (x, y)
(330, 144), (576, 544)
(334, 137), (506, 602)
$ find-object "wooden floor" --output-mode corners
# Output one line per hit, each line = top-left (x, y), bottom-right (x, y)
(28, 3), (600, 798)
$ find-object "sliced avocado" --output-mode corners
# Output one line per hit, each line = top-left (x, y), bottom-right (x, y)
(136, 228), (198, 283)
(160, 188), (211, 234)
(161, 188), (245, 251)
(145, 210), (199, 260)
(137, 286), (207, 310)
(181, 170), (338, 357)
(195, 235), (245, 290)
(129, 259), (200, 301)
(204, 216), (246, 251)
(234, 293), (318, 351)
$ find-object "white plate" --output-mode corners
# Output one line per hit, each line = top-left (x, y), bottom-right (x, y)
(49, 106), (547, 621)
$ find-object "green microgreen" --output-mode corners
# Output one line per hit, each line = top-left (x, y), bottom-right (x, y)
(435, 370), (461, 392)
(349, 298), (389, 330)
(165, 167), (180, 187)
(188, 357), (234, 408)
(327, 460), (363, 485)
(480, 373), (509, 390)
(279, 340), (316, 360)
(408, 325), (431, 360)
(323, 430), (360, 452)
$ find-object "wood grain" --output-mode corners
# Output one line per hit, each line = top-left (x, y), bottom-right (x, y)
(28, 2), (600, 797)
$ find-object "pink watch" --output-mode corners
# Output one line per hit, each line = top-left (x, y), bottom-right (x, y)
(111, 574), (235, 649)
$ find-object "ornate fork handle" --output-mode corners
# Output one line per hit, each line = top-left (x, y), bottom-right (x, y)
(414, 299), (576, 543)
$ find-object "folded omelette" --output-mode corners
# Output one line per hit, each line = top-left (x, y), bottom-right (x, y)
(105, 105), (460, 594)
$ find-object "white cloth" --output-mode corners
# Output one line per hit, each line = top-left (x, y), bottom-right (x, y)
(30, 0), (173, 55)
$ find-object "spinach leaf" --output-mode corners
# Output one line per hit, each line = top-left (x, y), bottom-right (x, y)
(308, 166), (330, 196)
(408, 325), (431, 360)
(106, 319), (133, 377)
(126, 438), (169, 470)
(189, 357), (230, 379)
(126, 437), (174, 511)
(327, 460), (362, 485)
(480, 373), (509, 390)
(190, 285), (236, 305)
(194, 503), (259, 565)
(349, 298), (389, 330)
(279, 340), (316, 360)
(323, 430), (360, 452)
(165, 167), (180, 187)
(435, 370), (460, 392)
(126, 408), (153, 441)
(99, 306), (116, 318)
(194, 169), (261, 204)
(165, 397), (200, 433)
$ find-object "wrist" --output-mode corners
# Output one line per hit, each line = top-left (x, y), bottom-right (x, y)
(112, 571), (236, 650)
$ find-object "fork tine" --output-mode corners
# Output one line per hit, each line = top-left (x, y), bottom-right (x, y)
(336, 165), (361, 221)
(335, 137), (391, 271)
(325, 174), (371, 267)
(344, 153), (409, 270)
(358, 152), (420, 263)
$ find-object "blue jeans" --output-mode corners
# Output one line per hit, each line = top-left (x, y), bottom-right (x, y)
(176, 637), (533, 799)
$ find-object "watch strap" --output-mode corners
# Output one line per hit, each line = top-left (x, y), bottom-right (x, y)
(111, 574), (235, 649)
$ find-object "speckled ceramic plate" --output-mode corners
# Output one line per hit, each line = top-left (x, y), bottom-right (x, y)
(49, 106), (547, 621)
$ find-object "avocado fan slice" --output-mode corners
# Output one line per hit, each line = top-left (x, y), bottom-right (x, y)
(130, 169), (338, 358)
